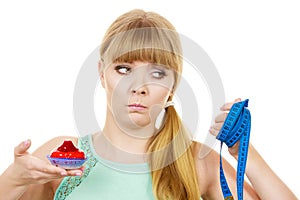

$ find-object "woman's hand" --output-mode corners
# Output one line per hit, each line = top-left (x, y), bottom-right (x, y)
(5, 140), (83, 186)
(208, 98), (298, 199)
(209, 98), (242, 159)
(0, 138), (83, 200)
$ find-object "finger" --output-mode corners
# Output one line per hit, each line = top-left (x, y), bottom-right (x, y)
(209, 126), (220, 137)
(37, 168), (83, 180)
(220, 98), (242, 111)
(14, 139), (31, 157)
(211, 122), (223, 131)
(215, 112), (228, 123)
(39, 164), (69, 176)
(37, 162), (84, 177)
(234, 98), (242, 102)
(26, 170), (69, 184)
(32, 170), (65, 182)
(66, 169), (84, 176)
(16, 161), (70, 184)
(25, 158), (68, 177)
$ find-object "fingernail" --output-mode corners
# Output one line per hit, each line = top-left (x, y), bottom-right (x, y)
(75, 172), (82, 176)
(60, 172), (67, 176)
(23, 140), (29, 147)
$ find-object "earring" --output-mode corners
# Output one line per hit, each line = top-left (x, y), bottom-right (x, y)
(155, 101), (175, 130)
(164, 101), (175, 108)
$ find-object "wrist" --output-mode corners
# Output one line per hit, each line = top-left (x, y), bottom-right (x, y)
(0, 164), (29, 198)
(228, 143), (239, 160)
(244, 144), (265, 175)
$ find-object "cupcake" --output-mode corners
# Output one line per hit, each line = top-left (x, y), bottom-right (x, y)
(47, 140), (87, 169)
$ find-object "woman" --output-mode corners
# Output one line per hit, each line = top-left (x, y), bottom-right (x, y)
(0, 9), (297, 200)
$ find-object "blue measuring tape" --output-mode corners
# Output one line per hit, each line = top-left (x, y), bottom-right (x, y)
(216, 99), (251, 200)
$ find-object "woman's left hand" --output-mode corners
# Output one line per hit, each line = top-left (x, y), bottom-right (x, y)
(209, 98), (242, 159)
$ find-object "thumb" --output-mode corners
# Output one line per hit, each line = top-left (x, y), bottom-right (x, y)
(14, 139), (31, 157)
(234, 98), (242, 103)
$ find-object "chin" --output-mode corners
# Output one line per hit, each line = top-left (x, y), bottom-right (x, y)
(129, 116), (152, 128)
(114, 111), (155, 131)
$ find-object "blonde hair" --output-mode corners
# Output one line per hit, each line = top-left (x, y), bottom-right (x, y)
(100, 9), (200, 199)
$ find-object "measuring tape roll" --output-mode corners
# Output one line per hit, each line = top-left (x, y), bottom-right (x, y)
(216, 99), (251, 200)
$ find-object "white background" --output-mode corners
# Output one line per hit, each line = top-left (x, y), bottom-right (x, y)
(0, 0), (299, 198)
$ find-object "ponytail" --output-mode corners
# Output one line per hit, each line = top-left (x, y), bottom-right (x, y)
(147, 100), (200, 200)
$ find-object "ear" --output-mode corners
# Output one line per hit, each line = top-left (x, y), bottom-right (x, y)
(98, 60), (105, 88)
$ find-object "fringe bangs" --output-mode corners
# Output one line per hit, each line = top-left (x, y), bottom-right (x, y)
(101, 27), (182, 74)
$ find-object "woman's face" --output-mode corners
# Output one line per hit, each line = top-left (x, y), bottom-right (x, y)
(100, 61), (175, 136)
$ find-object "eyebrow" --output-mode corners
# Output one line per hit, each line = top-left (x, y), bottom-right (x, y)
(148, 63), (170, 70)
(114, 62), (171, 71)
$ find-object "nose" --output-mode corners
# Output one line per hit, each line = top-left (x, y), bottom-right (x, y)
(131, 85), (148, 96)
(128, 64), (151, 96)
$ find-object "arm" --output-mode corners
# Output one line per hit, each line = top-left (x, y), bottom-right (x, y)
(0, 137), (82, 200)
(207, 99), (297, 199)
(196, 144), (260, 200)
(0, 164), (28, 200)
(243, 144), (297, 199)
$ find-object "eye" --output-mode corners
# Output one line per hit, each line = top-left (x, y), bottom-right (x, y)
(152, 70), (166, 79)
(114, 65), (131, 75)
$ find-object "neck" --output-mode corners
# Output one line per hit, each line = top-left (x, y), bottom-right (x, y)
(102, 122), (151, 154)
(93, 109), (157, 163)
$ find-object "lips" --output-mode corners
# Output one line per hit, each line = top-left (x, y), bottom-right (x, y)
(128, 103), (147, 110)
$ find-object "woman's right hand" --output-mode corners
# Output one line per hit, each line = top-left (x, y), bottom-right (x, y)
(7, 139), (83, 186)
(0, 139), (83, 200)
